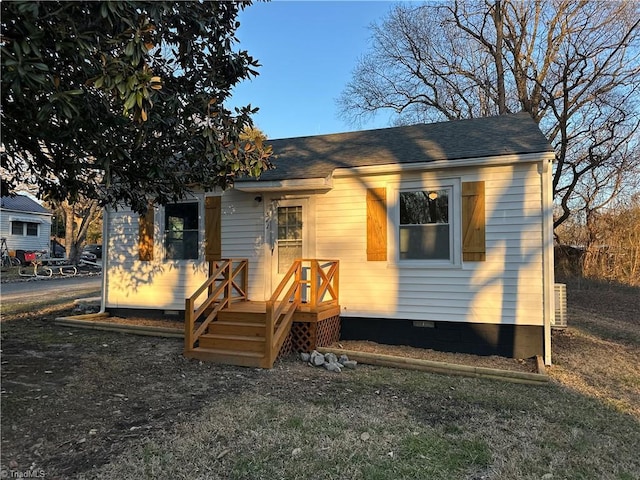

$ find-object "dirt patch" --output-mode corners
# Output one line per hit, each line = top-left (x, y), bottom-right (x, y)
(1, 306), (305, 478)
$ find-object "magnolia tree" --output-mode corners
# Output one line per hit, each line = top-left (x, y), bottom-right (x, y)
(338, 0), (640, 232)
(1, 1), (272, 213)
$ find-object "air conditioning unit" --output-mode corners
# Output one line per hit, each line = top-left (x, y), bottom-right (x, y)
(553, 283), (567, 328)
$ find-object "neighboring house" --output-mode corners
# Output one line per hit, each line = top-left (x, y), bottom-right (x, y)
(0, 194), (52, 255)
(103, 113), (556, 365)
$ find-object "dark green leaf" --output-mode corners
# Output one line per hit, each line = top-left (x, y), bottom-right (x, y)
(1, 0), (270, 214)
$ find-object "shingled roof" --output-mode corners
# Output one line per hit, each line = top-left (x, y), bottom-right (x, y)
(0, 194), (50, 214)
(241, 112), (553, 182)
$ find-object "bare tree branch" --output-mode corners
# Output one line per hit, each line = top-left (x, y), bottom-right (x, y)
(337, 0), (640, 233)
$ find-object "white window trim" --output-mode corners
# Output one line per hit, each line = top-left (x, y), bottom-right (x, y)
(388, 178), (462, 268)
(10, 220), (40, 237)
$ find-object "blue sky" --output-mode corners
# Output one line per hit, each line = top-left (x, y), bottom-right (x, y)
(230, 1), (396, 140)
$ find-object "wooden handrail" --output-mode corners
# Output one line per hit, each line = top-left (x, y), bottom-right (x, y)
(265, 260), (301, 365)
(184, 259), (248, 353)
(265, 259), (339, 365)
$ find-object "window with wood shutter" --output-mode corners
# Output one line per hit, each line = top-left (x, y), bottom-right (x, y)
(138, 205), (154, 261)
(205, 196), (222, 261)
(165, 202), (199, 260)
(462, 181), (486, 262)
(367, 187), (387, 261)
(399, 188), (451, 261)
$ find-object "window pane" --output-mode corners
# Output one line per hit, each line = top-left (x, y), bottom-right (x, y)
(400, 225), (450, 260)
(11, 221), (24, 235)
(400, 190), (448, 224)
(288, 225), (301, 239)
(278, 206), (303, 272)
(277, 207), (302, 240)
(182, 230), (199, 259)
(399, 188), (451, 261)
(164, 203), (199, 260)
(278, 241), (302, 273)
(167, 216), (184, 234)
(26, 223), (38, 236)
(165, 232), (183, 259)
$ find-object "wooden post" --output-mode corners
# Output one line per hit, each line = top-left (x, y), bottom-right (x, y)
(242, 259), (248, 300)
(265, 300), (274, 364)
(184, 297), (194, 352)
(333, 260), (339, 306)
(295, 262), (302, 305)
(208, 260), (215, 297)
(310, 260), (318, 309)
(224, 261), (232, 302)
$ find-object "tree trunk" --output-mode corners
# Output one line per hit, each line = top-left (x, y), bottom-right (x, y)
(63, 203), (77, 261)
(492, 0), (507, 115)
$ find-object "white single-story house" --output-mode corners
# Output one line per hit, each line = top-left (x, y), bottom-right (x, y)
(0, 195), (52, 259)
(103, 113), (556, 366)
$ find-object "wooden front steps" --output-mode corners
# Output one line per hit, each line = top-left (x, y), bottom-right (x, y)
(184, 259), (341, 369)
(184, 301), (269, 368)
(184, 300), (341, 368)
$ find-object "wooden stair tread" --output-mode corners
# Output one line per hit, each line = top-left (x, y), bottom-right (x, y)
(190, 347), (263, 358)
(223, 301), (268, 313)
(185, 347), (268, 368)
(213, 320), (266, 327)
(200, 333), (265, 342)
(217, 311), (267, 323)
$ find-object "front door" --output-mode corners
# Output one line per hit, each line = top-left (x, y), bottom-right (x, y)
(271, 198), (308, 291)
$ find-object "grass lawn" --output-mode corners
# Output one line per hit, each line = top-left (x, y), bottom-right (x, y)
(1, 280), (638, 479)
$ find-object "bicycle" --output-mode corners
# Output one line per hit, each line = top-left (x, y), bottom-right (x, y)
(0, 238), (21, 268)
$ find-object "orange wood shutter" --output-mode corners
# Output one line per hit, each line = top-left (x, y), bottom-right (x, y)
(462, 181), (486, 262)
(138, 205), (154, 261)
(205, 196), (222, 261)
(367, 187), (387, 261)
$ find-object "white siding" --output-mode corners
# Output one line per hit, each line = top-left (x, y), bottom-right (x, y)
(106, 204), (208, 310)
(105, 190), (265, 311)
(0, 211), (52, 253)
(312, 163), (545, 326)
(220, 189), (267, 300)
(105, 161), (547, 326)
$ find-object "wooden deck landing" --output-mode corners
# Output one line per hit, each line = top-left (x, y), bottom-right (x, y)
(223, 300), (340, 322)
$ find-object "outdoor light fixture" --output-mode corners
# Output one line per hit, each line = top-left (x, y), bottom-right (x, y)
(428, 191), (438, 200)
(254, 195), (263, 203)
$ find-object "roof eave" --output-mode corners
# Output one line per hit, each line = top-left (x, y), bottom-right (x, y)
(0, 207), (52, 216)
(234, 175), (333, 193)
(332, 151), (555, 178)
